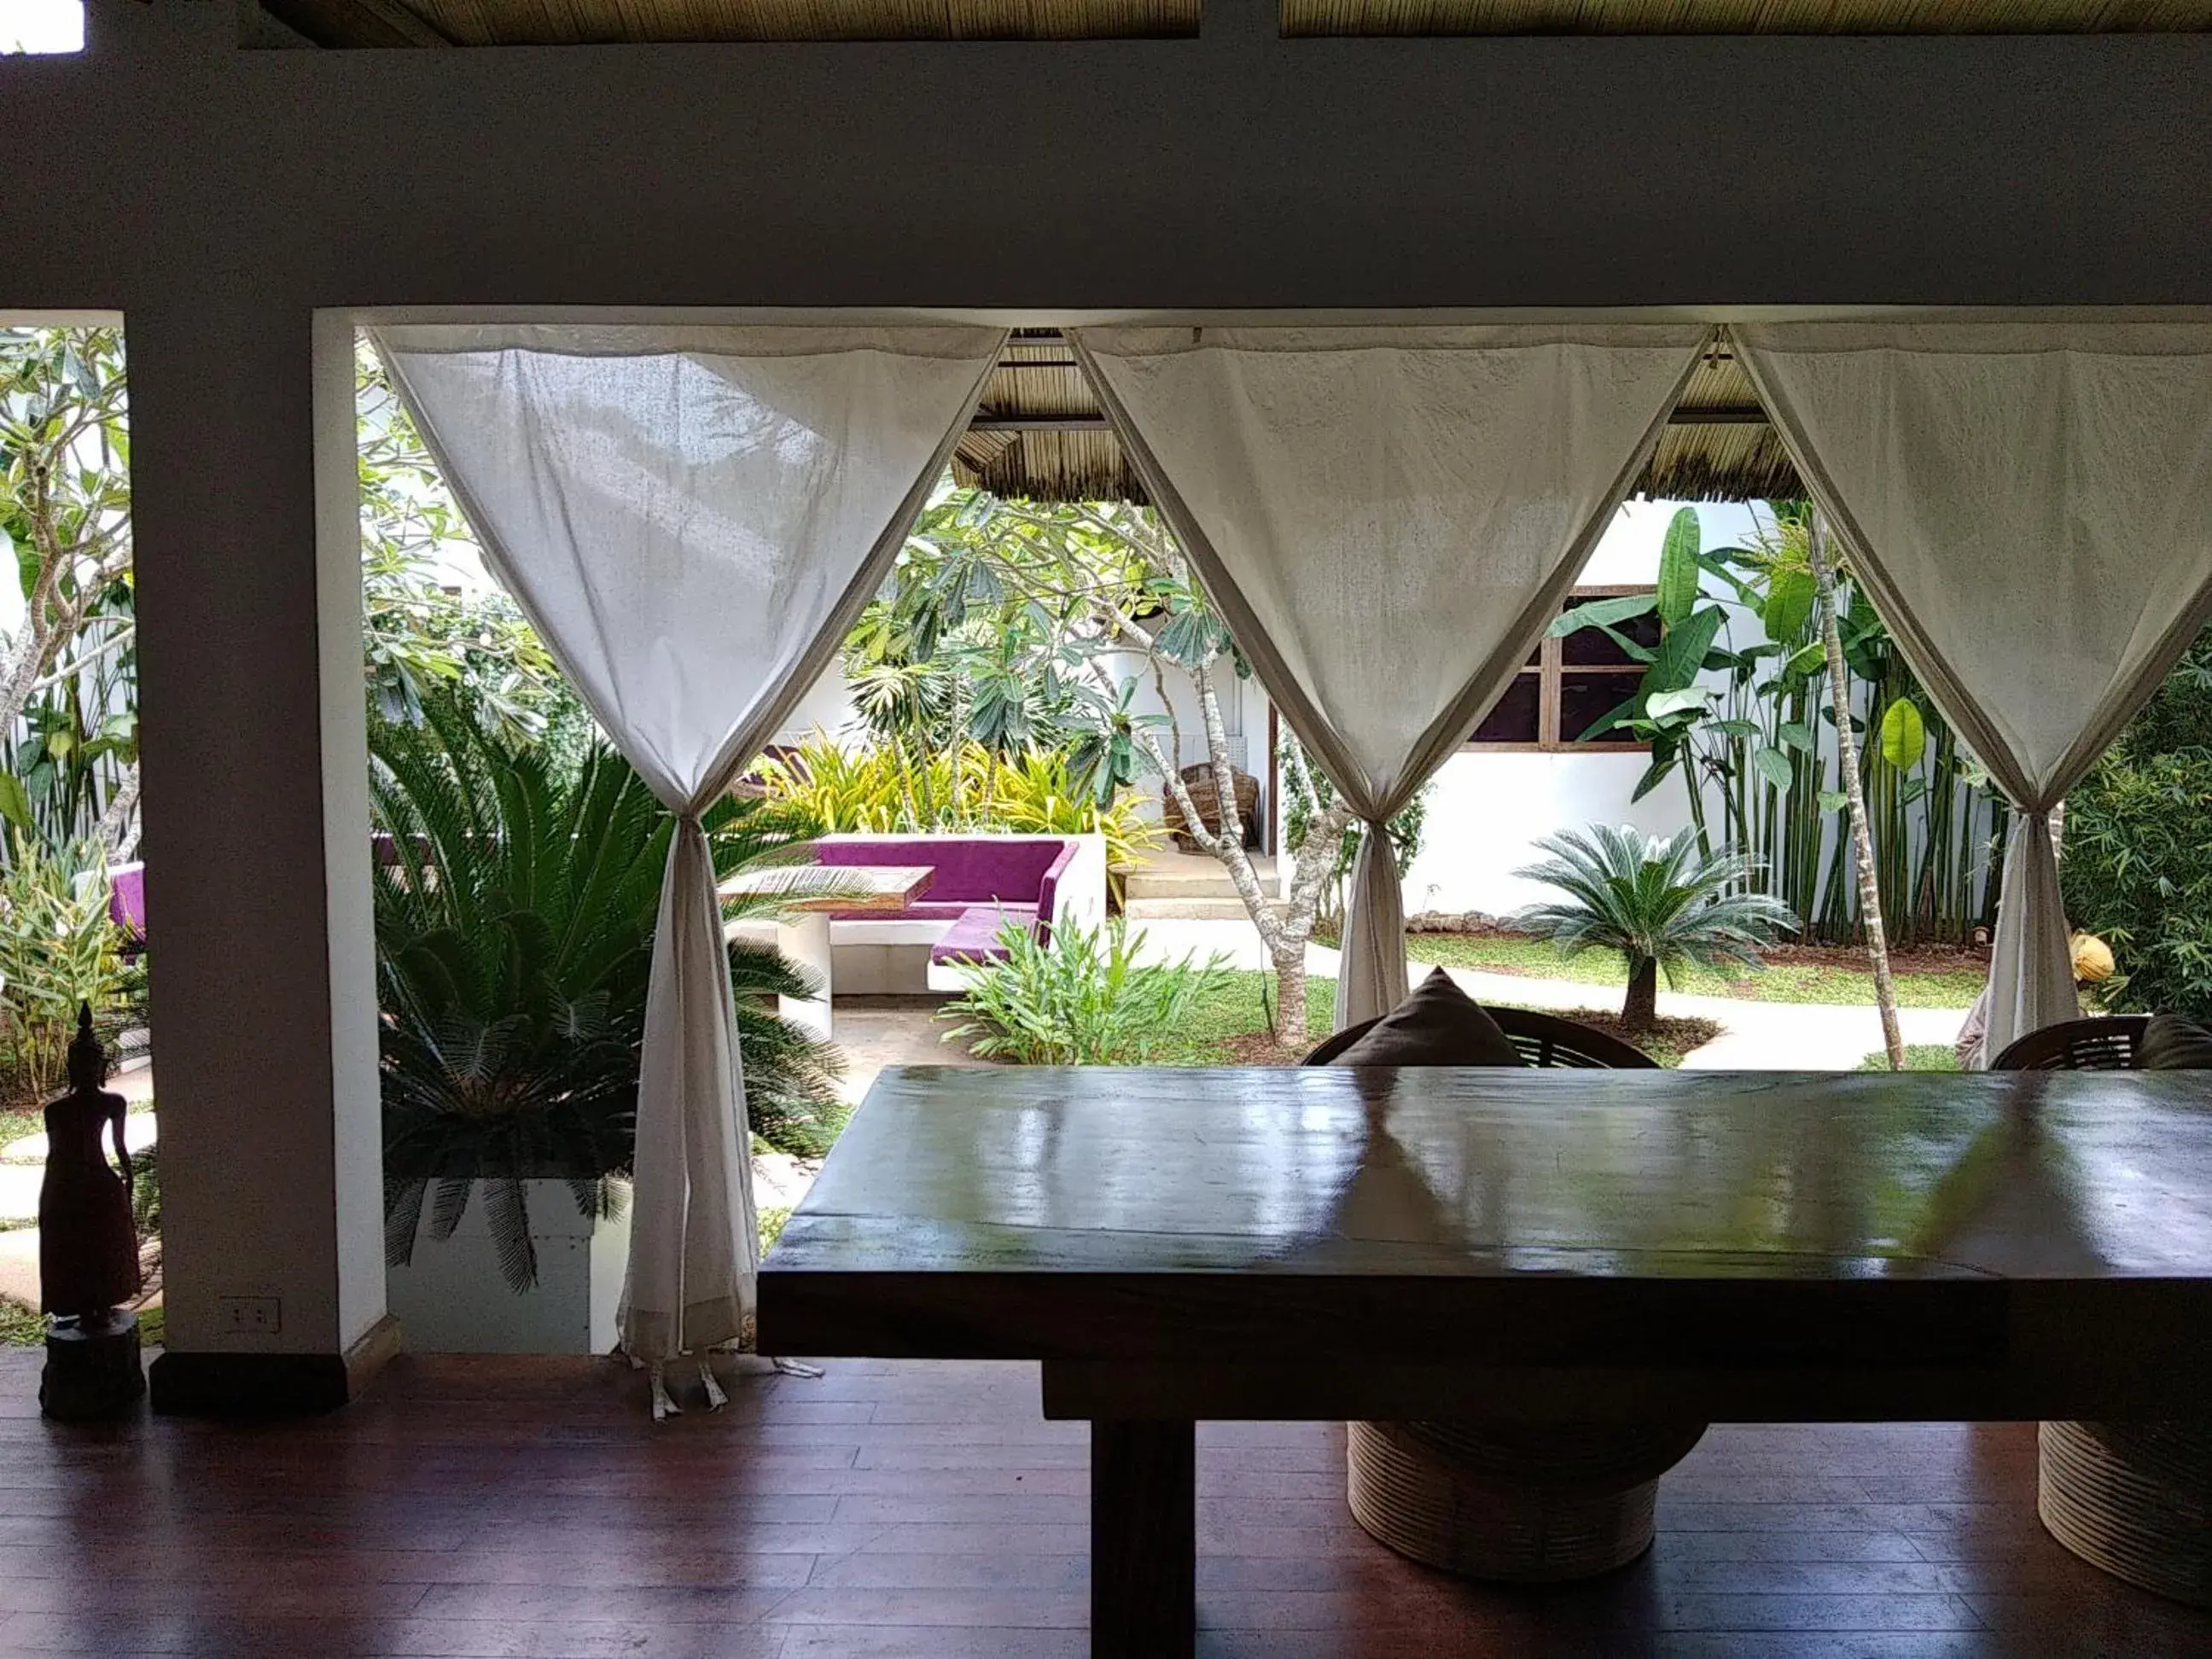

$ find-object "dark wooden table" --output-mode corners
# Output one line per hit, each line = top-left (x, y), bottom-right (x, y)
(760, 1064), (2212, 1657)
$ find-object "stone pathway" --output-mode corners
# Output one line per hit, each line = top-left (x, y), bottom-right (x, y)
(0, 1227), (38, 1310)
(1429, 964), (1966, 1070)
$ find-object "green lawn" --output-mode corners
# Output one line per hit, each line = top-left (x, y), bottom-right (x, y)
(0, 1296), (41, 1348)
(1857, 1045), (1962, 1073)
(758, 1205), (793, 1254)
(1146, 970), (1336, 1067)
(1406, 933), (1986, 1010)
(1149, 969), (1714, 1068)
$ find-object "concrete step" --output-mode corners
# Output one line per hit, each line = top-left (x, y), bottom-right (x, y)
(1123, 851), (1278, 902)
(1125, 896), (1283, 922)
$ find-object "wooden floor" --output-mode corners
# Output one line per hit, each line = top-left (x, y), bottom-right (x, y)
(3, 1352), (2209, 1658)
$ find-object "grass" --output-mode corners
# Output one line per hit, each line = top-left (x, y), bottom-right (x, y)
(0, 1106), (38, 1155)
(0, 1295), (40, 1347)
(1150, 969), (1716, 1068)
(758, 1205), (792, 1254)
(0, 1297), (164, 1348)
(1147, 970), (1336, 1067)
(1857, 1045), (1963, 1073)
(1405, 932), (1987, 1010)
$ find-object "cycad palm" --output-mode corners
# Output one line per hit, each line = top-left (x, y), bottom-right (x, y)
(1513, 824), (1797, 1025)
(373, 696), (842, 1293)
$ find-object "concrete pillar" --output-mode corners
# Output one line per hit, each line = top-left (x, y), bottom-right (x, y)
(126, 300), (391, 1413)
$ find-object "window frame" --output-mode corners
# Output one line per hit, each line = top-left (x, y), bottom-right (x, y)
(1465, 583), (1655, 754)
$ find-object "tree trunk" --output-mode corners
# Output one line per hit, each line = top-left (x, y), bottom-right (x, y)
(1273, 946), (1309, 1049)
(1809, 514), (1907, 1072)
(1622, 954), (1659, 1027)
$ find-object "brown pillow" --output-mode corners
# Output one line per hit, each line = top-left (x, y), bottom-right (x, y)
(2141, 1013), (2212, 1070)
(1331, 967), (1525, 1068)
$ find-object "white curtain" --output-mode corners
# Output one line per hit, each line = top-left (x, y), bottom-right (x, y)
(1732, 321), (2212, 1061)
(1072, 324), (1714, 1027)
(373, 323), (1005, 1357)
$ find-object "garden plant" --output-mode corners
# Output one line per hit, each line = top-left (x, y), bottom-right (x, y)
(2063, 621), (2212, 1024)
(1512, 823), (1797, 1027)
(937, 914), (1227, 1066)
(1552, 504), (2003, 950)
(372, 694), (845, 1293)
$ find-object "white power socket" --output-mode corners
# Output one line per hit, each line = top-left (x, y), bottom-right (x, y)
(218, 1295), (282, 1336)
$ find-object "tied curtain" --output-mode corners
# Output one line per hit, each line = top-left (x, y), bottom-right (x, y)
(1731, 322), (2212, 1062)
(372, 323), (1006, 1358)
(1071, 324), (1714, 1028)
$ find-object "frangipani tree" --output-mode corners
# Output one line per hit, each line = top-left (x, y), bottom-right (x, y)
(0, 327), (138, 857)
(861, 492), (1354, 1048)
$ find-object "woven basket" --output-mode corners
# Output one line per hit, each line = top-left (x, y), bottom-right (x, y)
(2040, 1420), (2212, 1608)
(1347, 1418), (1708, 1582)
(1162, 765), (1259, 852)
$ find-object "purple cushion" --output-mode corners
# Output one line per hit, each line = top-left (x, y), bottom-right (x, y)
(109, 863), (147, 943)
(1030, 840), (1080, 946)
(928, 904), (1040, 967)
(818, 836), (1068, 906)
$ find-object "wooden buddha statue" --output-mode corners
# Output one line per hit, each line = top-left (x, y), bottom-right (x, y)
(38, 1004), (145, 1419)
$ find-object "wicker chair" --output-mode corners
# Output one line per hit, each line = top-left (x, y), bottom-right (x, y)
(1988, 1015), (2151, 1073)
(1305, 1004), (1661, 1070)
(1305, 1004), (1703, 1581)
(1994, 1013), (2203, 1606)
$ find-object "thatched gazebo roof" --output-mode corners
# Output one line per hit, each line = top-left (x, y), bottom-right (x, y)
(265, 0), (1196, 46)
(1284, 2), (2212, 33)
(263, 0), (2203, 45)
(271, 0), (2208, 45)
(953, 329), (1802, 505)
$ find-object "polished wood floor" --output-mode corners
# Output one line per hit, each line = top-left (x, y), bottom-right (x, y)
(3, 1351), (2209, 1657)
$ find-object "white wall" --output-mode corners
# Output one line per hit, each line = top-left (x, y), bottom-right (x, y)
(1405, 751), (1695, 917)
(771, 661), (864, 748)
(1399, 499), (1757, 917)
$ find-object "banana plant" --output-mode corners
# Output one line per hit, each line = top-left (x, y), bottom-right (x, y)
(1551, 503), (2003, 947)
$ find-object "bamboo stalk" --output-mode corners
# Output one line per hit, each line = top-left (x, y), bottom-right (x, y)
(1812, 514), (1906, 1069)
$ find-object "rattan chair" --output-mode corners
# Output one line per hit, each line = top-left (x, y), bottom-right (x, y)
(1988, 1015), (2151, 1073)
(1303, 1004), (1662, 1070)
(1994, 1012), (2203, 1604)
(1305, 1002), (1700, 1580)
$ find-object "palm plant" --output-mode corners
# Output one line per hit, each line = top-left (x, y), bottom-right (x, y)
(1512, 824), (1797, 1027)
(937, 915), (1225, 1066)
(373, 695), (843, 1293)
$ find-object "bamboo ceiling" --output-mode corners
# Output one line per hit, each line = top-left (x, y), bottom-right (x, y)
(1284, 1), (2212, 32)
(952, 330), (1802, 504)
(271, 0), (1196, 46)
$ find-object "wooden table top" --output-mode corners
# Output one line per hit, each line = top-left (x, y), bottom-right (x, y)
(760, 1066), (2212, 1382)
(717, 863), (933, 912)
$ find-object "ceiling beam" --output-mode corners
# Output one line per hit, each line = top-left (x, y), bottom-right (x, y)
(969, 406), (1773, 433)
(254, 0), (452, 48)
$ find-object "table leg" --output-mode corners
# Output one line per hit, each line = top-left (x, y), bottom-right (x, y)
(1091, 1418), (1195, 1659)
(776, 911), (834, 1039)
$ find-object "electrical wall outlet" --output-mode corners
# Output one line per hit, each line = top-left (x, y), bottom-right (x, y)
(218, 1295), (282, 1336)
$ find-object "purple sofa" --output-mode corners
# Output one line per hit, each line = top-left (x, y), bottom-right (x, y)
(817, 835), (1082, 972)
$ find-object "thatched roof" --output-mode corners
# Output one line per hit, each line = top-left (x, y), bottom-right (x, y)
(953, 329), (1802, 505)
(273, 0), (2209, 42)
(265, 0), (1195, 46)
(1284, 1), (2212, 32)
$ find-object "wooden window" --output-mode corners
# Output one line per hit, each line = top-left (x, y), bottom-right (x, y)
(1466, 585), (1656, 753)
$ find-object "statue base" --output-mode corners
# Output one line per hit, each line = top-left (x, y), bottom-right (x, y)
(41, 1309), (147, 1422)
